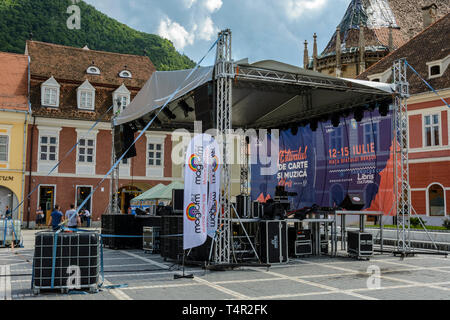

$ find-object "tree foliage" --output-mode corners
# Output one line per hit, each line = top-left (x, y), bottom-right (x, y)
(0, 0), (195, 71)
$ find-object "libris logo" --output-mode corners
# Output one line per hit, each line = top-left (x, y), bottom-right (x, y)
(186, 203), (198, 221)
(188, 154), (200, 172)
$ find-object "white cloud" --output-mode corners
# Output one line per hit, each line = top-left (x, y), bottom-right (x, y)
(204, 0), (223, 13)
(196, 16), (217, 41)
(157, 17), (194, 50)
(183, 0), (197, 8)
(283, 0), (328, 20)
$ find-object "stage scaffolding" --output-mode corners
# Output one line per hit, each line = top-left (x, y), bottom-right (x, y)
(212, 30), (414, 263)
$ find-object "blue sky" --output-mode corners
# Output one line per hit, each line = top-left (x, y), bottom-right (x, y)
(84, 0), (350, 66)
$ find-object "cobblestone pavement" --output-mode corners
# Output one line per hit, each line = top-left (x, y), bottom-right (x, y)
(1, 230), (450, 300)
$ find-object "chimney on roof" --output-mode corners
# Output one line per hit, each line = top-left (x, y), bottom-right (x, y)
(313, 33), (318, 72)
(83, 45), (90, 50)
(358, 23), (365, 74)
(422, 3), (438, 29)
(303, 40), (309, 69)
(335, 27), (342, 77)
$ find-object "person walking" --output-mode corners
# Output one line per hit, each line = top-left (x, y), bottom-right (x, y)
(65, 204), (80, 230)
(48, 205), (63, 231)
(5, 206), (11, 219)
(35, 206), (44, 229)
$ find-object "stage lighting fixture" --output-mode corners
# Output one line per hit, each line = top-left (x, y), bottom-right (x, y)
(178, 100), (194, 118)
(354, 108), (364, 122)
(290, 126), (299, 136)
(153, 116), (162, 126)
(309, 119), (318, 132)
(368, 102), (377, 112)
(163, 108), (177, 120)
(379, 101), (390, 116)
(331, 114), (340, 128)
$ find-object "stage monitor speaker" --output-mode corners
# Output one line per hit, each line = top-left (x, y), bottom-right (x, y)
(236, 195), (251, 218)
(172, 189), (184, 212)
(194, 83), (215, 131)
(114, 124), (137, 160)
(340, 193), (365, 211)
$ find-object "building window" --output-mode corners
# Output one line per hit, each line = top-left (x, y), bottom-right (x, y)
(78, 138), (95, 163)
(330, 127), (343, 151)
(0, 135), (8, 162)
(424, 114), (440, 147)
(79, 91), (94, 110)
(119, 70), (132, 78)
(86, 66), (100, 75)
(430, 65), (440, 76)
(40, 136), (58, 161)
(113, 84), (131, 114)
(428, 184), (445, 216)
(77, 80), (96, 110)
(148, 143), (163, 166)
(41, 76), (60, 107)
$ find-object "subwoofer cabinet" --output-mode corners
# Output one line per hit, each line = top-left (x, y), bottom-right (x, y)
(347, 231), (373, 259)
(259, 220), (288, 264)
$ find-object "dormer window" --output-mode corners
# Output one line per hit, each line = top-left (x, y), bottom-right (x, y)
(427, 55), (450, 79)
(119, 70), (132, 78)
(113, 84), (131, 114)
(77, 80), (96, 110)
(87, 66), (101, 75)
(41, 76), (60, 107)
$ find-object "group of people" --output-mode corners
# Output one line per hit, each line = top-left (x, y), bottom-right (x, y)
(42, 204), (91, 231)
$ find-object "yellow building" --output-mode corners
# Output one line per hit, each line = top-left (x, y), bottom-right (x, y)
(0, 52), (31, 222)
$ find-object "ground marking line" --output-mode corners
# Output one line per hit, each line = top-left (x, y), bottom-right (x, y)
(193, 276), (250, 300)
(103, 279), (133, 300)
(296, 258), (450, 293)
(4, 265), (11, 300)
(104, 269), (206, 278)
(248, 267), (378, 301)
(121, 251), (172, 269)
(122, 283), (202, 290)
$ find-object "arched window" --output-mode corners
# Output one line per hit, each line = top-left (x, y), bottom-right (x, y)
(428, 184), (445, 216)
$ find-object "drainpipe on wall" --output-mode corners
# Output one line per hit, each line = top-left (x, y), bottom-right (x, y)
(21, 56), (31, 226)
(26, 115), (35, 229)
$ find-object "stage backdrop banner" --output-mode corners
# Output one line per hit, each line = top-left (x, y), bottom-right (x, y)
(206, 138), (221, 239)
(183, 134), (212, 250)
(251, 110), (395, 214)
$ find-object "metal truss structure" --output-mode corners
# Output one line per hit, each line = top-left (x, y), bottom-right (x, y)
(393, 58), (412, 254)
(239, 135), (249, 196)
(214, 29), (234, 264)
(109, 120), (120, 215)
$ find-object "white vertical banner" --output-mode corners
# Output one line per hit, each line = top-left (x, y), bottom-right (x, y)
(183, 134), (211, 250)
(206, 138), (221, 239)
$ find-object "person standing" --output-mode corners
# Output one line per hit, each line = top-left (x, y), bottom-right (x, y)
(84, 208), (91, 228)
(35, 206), (44, 229)
(48, 205), (63, 231)
(5, 206), (11, 219)
(65, 204), (80, 230)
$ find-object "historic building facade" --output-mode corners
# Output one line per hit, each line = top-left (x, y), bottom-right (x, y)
(0, 52), (31, 221)
(304, 0), (450, 79)
(358, 13), (450, 225)
(23, 41), (177, 226)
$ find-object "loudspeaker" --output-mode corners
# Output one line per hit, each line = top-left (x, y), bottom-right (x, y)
(172, 189), (184, 213)
(252, 201), (263, 219)
(194, 83), (215, 131)
(236, 195), (250, 218)
(340, 193), (365, 210)
(114, 124), (137, 160)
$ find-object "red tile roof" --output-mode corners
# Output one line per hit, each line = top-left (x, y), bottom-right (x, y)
(0, 52), (29, 111)
(357, 13), (450, 94)
(26, 40), (155, 89)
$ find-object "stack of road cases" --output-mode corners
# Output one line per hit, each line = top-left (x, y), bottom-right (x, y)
(32, 231), (100, 294)
(259, 220), (288, 264)
(347, 231), (373, 259)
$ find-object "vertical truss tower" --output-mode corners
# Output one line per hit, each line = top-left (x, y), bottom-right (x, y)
(109, 120), (120, 214)
(214, 30), (234, 264)
(393, 58), (412, 254)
